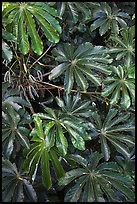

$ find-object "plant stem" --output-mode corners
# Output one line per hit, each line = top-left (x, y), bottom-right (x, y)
(29, 44), (53, 69)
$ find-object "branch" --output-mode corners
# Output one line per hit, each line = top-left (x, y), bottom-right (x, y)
(29, 44), (54, 69)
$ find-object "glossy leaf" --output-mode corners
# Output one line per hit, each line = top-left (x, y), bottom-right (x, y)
(2, 159), (37, 202)
(90, 108), (135, 160)
(108, 26), (135, 67)
(49, 149), (65, 179)
(56, 124), (68, 156)
(56, 2), (91, 23)
(59, 152), (134, 202)
(41, 149), (52, 189)
(33, 106), (90, 152)
(2, 2), (62, 55)
(18, 14), (29, 55)
(2, 40), (13, 62)
(49, 42), (112, 92)
(90, 2), (129, 35)
(101, 65), (135, 109)
(23, 115), (65, 189)
(2, 105), (31, 157)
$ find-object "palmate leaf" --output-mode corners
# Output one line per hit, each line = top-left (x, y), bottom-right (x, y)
(56, 2), (92, 23)
(2, 105), (31, 158)
(90, 2), (130, 36)
(23, 118), (65, 189)
(59, 152), (135, 202)
(49, 42), (112, 93)
(90, 107), (135, 161)
(2, 29), (17, 63)
(2, 159), (37, 202)
(56, 92), (92, 120)
(2, 40), (13, 63)
(2, 28), (17, 42)
(2, 84), (32, 157)
(2, 82), (31, 111)
(2, 2), (62, 55)
(65, 176), (87, 202)
(107, 26), (135, 67)
(101, 65), (135, 109)
(33, 106), (90, 154)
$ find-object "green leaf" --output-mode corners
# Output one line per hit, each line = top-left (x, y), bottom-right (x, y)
(91, 151), (103, 170)
(29, 2), (59, 18)
(67, 2), (78, 23)
(108, 124), (134, 132)
(79, 66), (101, 86)
(107, 137), (130, 158)
(50, 149), (65, 179)
(100, 2), (112, 15)
(59, 168), (86, 186)
(2, 40), (13, 62)
(49, 62), (69, 80)
(82, 178), (94, 202)
(12, 182), (24, 202)
(44, 121), (55, 136)
(64, 67), (74, 93)
(2, 29), (17, 42)
(3, 134), (14, 157)
(68, 127), (85, 150)
(30, 149), (42, 182)
(33, 116), (44, 139)
(111, 19), (119, 34)
(23, 179), (37, 202)
(23, 145), (41, 172)
(110, 84), (121, 105)
(99, 20), (110, 36)
(110, 35), (127, 48)
(41, 149), (52, 189)
(70, 154), (88, 167)
(18, 14), (29, 55)
(44, 107), (57, 118)
(103, 108), (118, 128)
(115, 16), (127, 28)
(97, 162), (120, 172)
(90, 17), (107, 32)
(56, 124), (68, 156)
(16, 130), (30, 148)
(31, 10), (60, 43)
(116, 12), (129, 19)
(57, 2), (66, 16)
(100, 136), (110, 161)
(55, 97), (65, 109)
(2, 179), (17, 202)
(106, 177), (134, 201)
(91, 111), (102, 129)
(24, 9), (43, 55)
(96, 177), (117, 202)
(101, 82), (118, 97)
(120, 85), (131, 109)
(65, 176), (86, 202)
(74, 68), (88, 91)
(110, 134), (134, 146)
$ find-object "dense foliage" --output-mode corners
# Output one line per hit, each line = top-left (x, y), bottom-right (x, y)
(2, 2), (135, 202)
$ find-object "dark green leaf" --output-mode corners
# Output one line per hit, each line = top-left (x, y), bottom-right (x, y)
(50, 149), (65, 179)
(41, 149), (52, 189)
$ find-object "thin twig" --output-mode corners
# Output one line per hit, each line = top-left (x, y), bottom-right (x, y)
(29, 44), (53, 69)
(35, 80), (102, 95)
(29, 56), (55, 67)
(24, 92), (35, 114)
